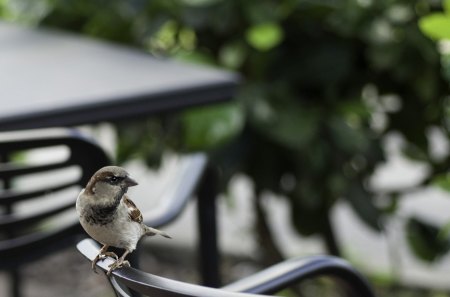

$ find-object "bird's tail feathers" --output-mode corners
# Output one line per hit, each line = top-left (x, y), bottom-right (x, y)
(144, 225), (172, 239)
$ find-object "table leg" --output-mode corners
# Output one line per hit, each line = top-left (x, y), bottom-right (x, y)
(197, 166), (221, 287)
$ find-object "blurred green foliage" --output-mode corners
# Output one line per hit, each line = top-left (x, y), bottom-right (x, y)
(419, 0), (450, 263)
(419, 0), (450, 40)
(2, 0), (450, 262)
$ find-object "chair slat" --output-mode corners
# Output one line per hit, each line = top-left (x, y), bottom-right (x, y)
(0, 200), (75, 230)
(0, 161), (71, 179)
(0, 223), (81, 270)
(0, 181), (79, 204)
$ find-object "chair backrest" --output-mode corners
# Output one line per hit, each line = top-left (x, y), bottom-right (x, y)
(0, 128), (110, 269)
(77, 238), (377, 297)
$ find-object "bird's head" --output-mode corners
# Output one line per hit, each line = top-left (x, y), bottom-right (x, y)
(85, 166), (138, 204)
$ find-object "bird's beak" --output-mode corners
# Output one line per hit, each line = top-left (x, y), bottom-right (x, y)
(125, 176), (138, 187)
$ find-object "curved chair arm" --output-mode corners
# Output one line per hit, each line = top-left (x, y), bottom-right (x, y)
(77, 239), (262, 297)
(222, 256), (376, 297)
(77, 239), (376, 297)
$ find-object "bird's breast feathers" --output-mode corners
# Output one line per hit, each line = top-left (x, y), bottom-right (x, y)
(76, 191), (145, 250)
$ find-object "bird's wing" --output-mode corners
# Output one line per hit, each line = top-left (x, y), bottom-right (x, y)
(123, 195), (143, 223)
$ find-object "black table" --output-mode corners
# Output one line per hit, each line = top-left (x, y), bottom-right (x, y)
(0, 21), (239, 131)
(0, 21), (239, 287)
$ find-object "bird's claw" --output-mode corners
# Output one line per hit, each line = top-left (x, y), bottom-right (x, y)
(91, 252), (119, 273)
(106, 260), (130, 276)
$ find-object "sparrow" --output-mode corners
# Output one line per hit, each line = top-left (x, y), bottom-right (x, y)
(76, 166), (171, 275)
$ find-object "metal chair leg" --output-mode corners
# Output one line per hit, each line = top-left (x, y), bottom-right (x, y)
(196, 166), (221, 287)
(3, 152), (21, 297)
(9, 269), (21, 297)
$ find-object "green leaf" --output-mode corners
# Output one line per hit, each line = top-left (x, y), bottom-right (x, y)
(181, 103), (244, 150)
(438, 221), (450, 241)
(382, 194), (399, 214)
(345, 183), (382, 231)
(174, 50), (217, 66)
(115, 119), (168, 168)
(290, 195), (327, 236)
(245, 22), (284, 51)
(406, 217), (450, 262)
(252, 103), (319, 150)
(328, 117), (370, 154)
(445, 0), (450, 15)
(441, 53), (450, 82)
(419, 13), (450, 40)
(219, 41), (247, 69)
(179, 0), (224, 6)
(432, 173), (450, 192)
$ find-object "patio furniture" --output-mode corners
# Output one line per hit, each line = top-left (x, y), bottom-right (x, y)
(0, 21), (239, 131)
(0, 128), (110, 297)
(77, 238), (377, 297)
(0, 21), (240, 289)
(0, 128), (216, 297)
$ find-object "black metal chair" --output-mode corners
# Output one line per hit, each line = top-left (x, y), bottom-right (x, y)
(0, 128), (111, 297)
(0, 128), (220, 297)
(77, 238), (376, 297)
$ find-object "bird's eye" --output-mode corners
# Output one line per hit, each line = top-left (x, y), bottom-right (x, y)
(109, 176), (119, 183)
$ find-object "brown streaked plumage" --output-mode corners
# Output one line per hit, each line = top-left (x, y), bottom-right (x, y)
(76, 166), (171, 275)
(124, 196), (143, 223)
